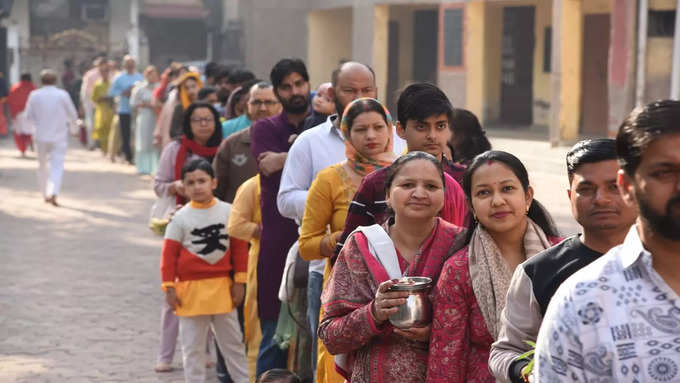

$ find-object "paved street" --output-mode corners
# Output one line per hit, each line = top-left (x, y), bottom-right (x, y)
(0, 133), (578, 382)
(0, 136), (198, 382)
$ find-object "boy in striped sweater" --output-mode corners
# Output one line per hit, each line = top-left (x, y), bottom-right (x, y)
(161, 158), (249, 383)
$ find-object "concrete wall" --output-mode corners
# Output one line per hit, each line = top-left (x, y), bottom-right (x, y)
(2, 0), (30, 83)
(645, 37), (674, 101)
(389, 4), (439, 90)
(109, 0), (132, 57)
(242, 0), (309, 80)
(464, 0), (553, 126)
(644, 0), (677, 102)
(465, 2), (487, 121)
(650, 0), (677, 9)
(439, 71), (466, 107)
(607, 0), (637, 136)
(307, 8), (353, 88)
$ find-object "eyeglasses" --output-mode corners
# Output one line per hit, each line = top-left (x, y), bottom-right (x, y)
(249, 100), (279, 107)
(190, 117), (214, 124)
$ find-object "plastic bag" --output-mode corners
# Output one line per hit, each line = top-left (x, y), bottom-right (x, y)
(148, 195), (175, 235)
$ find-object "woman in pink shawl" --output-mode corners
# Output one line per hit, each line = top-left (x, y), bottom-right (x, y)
(319, 152), (467, 383)
(426, 150), (561, 382)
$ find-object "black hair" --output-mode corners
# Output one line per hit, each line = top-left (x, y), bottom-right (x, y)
(20, 73), (32, 82)
(566, 138), (617, 182)
(252, 81), (273, 90)
(181, 158), (215, 180)
(331, 61), (375, 87)
(229, 79), (261, 116)
(397, 82), (454, 127)
(385, 151), (446, 198)
(215, 66), (232, 83)
(617, 99), (680, 176)
(256, 369), (302, 383)
(182, 102), (223, 147)
(197, 86), (217, 101)
(204, 62), (220, 78)
(270, 58), (309, 90)
(449, 109), (491, 164)
(343, 98), (390, 135)
(228, 69), (256, 85)
(462, 150), (559, 244)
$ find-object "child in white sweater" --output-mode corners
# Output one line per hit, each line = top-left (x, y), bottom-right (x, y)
(161, 158), (249, 383)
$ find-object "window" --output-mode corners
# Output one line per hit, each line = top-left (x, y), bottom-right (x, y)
(443, 8), (464, 67)
(648, 10), (675, 37)
(543, 26), (552, 73)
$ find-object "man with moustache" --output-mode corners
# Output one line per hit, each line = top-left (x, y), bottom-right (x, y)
(250, 58), (311, 375)
(213, 81), (281, 203)
(276, 61), (406, 381)
(534, 100), (680, 382)
(490, 139), (637, 383)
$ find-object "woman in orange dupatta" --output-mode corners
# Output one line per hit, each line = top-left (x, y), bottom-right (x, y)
(299, 98), (395, 383)
(318, 152), (467, 383)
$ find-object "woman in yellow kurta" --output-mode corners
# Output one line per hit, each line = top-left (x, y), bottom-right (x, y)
(227, 175), (261, 383)
(91, 67), (114, 153)
(298, 98), (395, 383)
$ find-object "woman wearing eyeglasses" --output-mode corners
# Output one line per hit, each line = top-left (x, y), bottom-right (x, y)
(152, 101), (223, 372)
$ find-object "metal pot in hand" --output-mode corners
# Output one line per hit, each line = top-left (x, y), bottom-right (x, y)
(388, 276), (433, 329)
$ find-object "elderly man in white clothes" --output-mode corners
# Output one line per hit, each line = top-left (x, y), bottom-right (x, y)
(25, 69), (78, 207)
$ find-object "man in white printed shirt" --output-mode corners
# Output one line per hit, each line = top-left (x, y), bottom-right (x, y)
(25, 69), (78, 206)
(534, 100), (680, 382)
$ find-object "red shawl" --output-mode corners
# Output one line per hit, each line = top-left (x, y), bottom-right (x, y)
(318, 218), (467, 383)
(7, 81), (36, 119)
(174, 136), (219, 205)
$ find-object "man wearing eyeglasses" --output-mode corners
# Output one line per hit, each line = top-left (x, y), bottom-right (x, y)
(213, 81), (281, 203)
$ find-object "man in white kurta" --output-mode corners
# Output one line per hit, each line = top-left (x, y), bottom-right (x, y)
(25, 69), (78, 206)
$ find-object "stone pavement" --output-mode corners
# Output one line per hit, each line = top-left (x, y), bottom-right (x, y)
(0, 133), (579, 382)
(0, 136), (203, 382)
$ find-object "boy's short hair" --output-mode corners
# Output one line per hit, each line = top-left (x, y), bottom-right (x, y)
(197, 86), (217, 101)
(181, 158), (215, 180)
(256, 369), (302, 383)
(396, 82), (454, 126)
(566, 138), (617, 182)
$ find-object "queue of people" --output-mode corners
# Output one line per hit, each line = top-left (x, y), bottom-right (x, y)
(14, 52), (679, 383)
(150, 55), (679, 383)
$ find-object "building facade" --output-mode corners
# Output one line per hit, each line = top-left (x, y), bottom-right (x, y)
(241, 0), (679, 144)
(0, 0), (213, 86)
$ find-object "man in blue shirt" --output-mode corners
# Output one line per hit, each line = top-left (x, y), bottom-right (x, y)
(109, 55), (143, 164)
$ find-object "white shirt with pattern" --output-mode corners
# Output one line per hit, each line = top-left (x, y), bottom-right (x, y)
(534, 225), (680, 382)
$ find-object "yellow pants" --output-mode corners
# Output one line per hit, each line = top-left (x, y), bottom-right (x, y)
(244, 243), (261, 382)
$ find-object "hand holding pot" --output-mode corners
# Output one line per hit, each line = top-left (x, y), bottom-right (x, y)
(371, 280), (409, 324)
(394, 325), (431, 342)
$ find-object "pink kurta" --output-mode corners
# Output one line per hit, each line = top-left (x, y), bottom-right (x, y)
(426, 247), (495, 383)
(427, 234), (562, 382)
(319, 218), (466, 383)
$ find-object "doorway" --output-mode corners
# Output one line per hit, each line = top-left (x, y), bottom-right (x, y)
(500, 7), (535, 125)
(580, 14), (610, 136)
(413, 10), (438, 83)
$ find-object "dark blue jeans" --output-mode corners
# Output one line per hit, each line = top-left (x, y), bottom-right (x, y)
(306, 270), (323, 373)
(256, 319), (287, 377)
